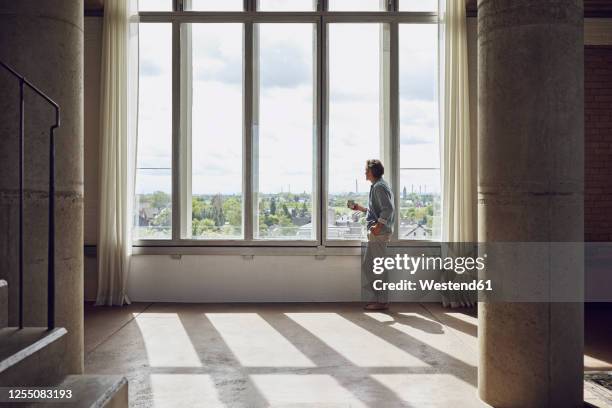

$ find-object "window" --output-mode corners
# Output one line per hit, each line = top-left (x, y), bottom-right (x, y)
(134, 23), (173, 240)
(327, 23), (388, 240)
(254, 24), (317, 240)
(328, 0), (386, 11)
(183, 23), (244, 239)
(258, 0), (316, 11)
(399, 0), (437, 12)
(398, 24), (440, 240)
(136, 4), (441, 245)
(186, 0), (244, 11)
(138, 0), (173, 11)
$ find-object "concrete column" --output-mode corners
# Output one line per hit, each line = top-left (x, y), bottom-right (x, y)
(478, 0), (584, 407)
(0, 0), (84, 374)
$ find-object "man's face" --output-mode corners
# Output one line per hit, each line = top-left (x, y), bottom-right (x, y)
(365, 167), (374, 182)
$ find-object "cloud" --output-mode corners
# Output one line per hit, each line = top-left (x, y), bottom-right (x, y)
(329, 88), (379, 102)
(399, 64), (436, 101)
(400, 131), (434, 145)
(192, 45), (312, 89)
(193, 163), (240, 178)
(192, 154), (242, 178)
(398, 24), (438, 102)
(259, 45), (312, 88)
(400, 77), (436, 101)
(191, 24), (243, 84)
(140, 59), (163, 76)
(400, 99), (437, 123)
(399, 98), (438, 145)
(193, 52), (242, 85)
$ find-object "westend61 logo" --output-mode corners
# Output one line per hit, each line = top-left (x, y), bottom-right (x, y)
(370, 254), (492, 292)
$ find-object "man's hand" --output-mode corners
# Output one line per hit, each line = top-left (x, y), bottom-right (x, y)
(348, 202), (367, 213)
(370, 223), (383, 236)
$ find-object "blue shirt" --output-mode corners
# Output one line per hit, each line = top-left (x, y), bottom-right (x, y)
(366, 177), (395, 234)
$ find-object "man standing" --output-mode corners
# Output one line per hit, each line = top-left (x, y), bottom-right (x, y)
(348, 159), (395, 310)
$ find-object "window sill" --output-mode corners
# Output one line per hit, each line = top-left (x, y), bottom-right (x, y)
(86, 241), (442, 257)
(87, 241), (442, 257)
(133, 241), (441, 256)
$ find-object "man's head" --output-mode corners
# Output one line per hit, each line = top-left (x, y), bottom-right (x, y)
(365, 159), (384, 183)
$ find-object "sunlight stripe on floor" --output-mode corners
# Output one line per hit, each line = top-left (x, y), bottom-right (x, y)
(206, 313), (315, 367)
(251, 374), (366, 407)
(135, 313), (202, 367)
(286, 313), (427, 367)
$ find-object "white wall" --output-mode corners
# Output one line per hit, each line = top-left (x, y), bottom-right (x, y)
(126, 248), (445, 302)
(129, 255), (363, 302)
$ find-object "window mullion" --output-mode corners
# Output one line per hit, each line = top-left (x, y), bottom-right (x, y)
(179, 23), (193, 239)
(319, 17), (327, 245)
(244, 22), (255, 241)
(171, 21), (181, 241)
(390, 22), (400, 241)
(379, 23), (398, 239)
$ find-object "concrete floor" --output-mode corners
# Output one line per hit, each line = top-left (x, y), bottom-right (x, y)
(83, 303), (612, 408)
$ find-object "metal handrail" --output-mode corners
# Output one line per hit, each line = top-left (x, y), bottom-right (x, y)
(0, 60), (60, 330)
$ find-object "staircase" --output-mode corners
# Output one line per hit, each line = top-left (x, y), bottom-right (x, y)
(0, 62), (128, 406)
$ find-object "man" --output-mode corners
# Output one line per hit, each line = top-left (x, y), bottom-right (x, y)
(348, 159), (395, 310)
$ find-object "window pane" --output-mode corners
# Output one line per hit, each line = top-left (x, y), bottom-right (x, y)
(327, 24), (385, 240)
(258, 0), (316, 11)
(328, 0), (385, 11)
(138, 0), (173, 11)
(399, 169), (440, 239)
(399, 24), (441, 240)
(135, 170), (173, 239)
(135, 23), (173, 240)
(254, 24), (316, 240)
(186, 0), (243, 11)
(399, 0), (437, 11)
(187, 24), (244, 239)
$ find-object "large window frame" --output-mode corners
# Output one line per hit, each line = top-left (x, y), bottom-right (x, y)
(136, 0), (439, 249)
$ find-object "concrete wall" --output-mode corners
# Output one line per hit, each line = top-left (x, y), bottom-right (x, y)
(1, 0), (84, 373)
(84, 17), (102, 301)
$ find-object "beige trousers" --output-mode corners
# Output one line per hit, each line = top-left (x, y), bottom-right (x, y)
(362, 232), (391, 303)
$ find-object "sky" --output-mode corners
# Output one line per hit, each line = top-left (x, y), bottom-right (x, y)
(136, 17), (440, 198)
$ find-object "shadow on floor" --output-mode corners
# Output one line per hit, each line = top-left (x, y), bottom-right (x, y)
(83, 302), (612, 407)
(84, 302), (484, 407)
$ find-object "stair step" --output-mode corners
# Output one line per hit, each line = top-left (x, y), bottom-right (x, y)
(33, 375), (128, 408)
(0, 327), (67, 387)
(0, 280), (6, 329)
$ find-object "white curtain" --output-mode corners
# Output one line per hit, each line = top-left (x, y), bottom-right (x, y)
(96, 0), (139, 306)
(439, 0), (476, 308)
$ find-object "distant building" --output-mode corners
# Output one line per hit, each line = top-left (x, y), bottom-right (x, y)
(291, 215), (311, 226)
(138, 203), (159, 226)
(400, 223), (432, 239)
